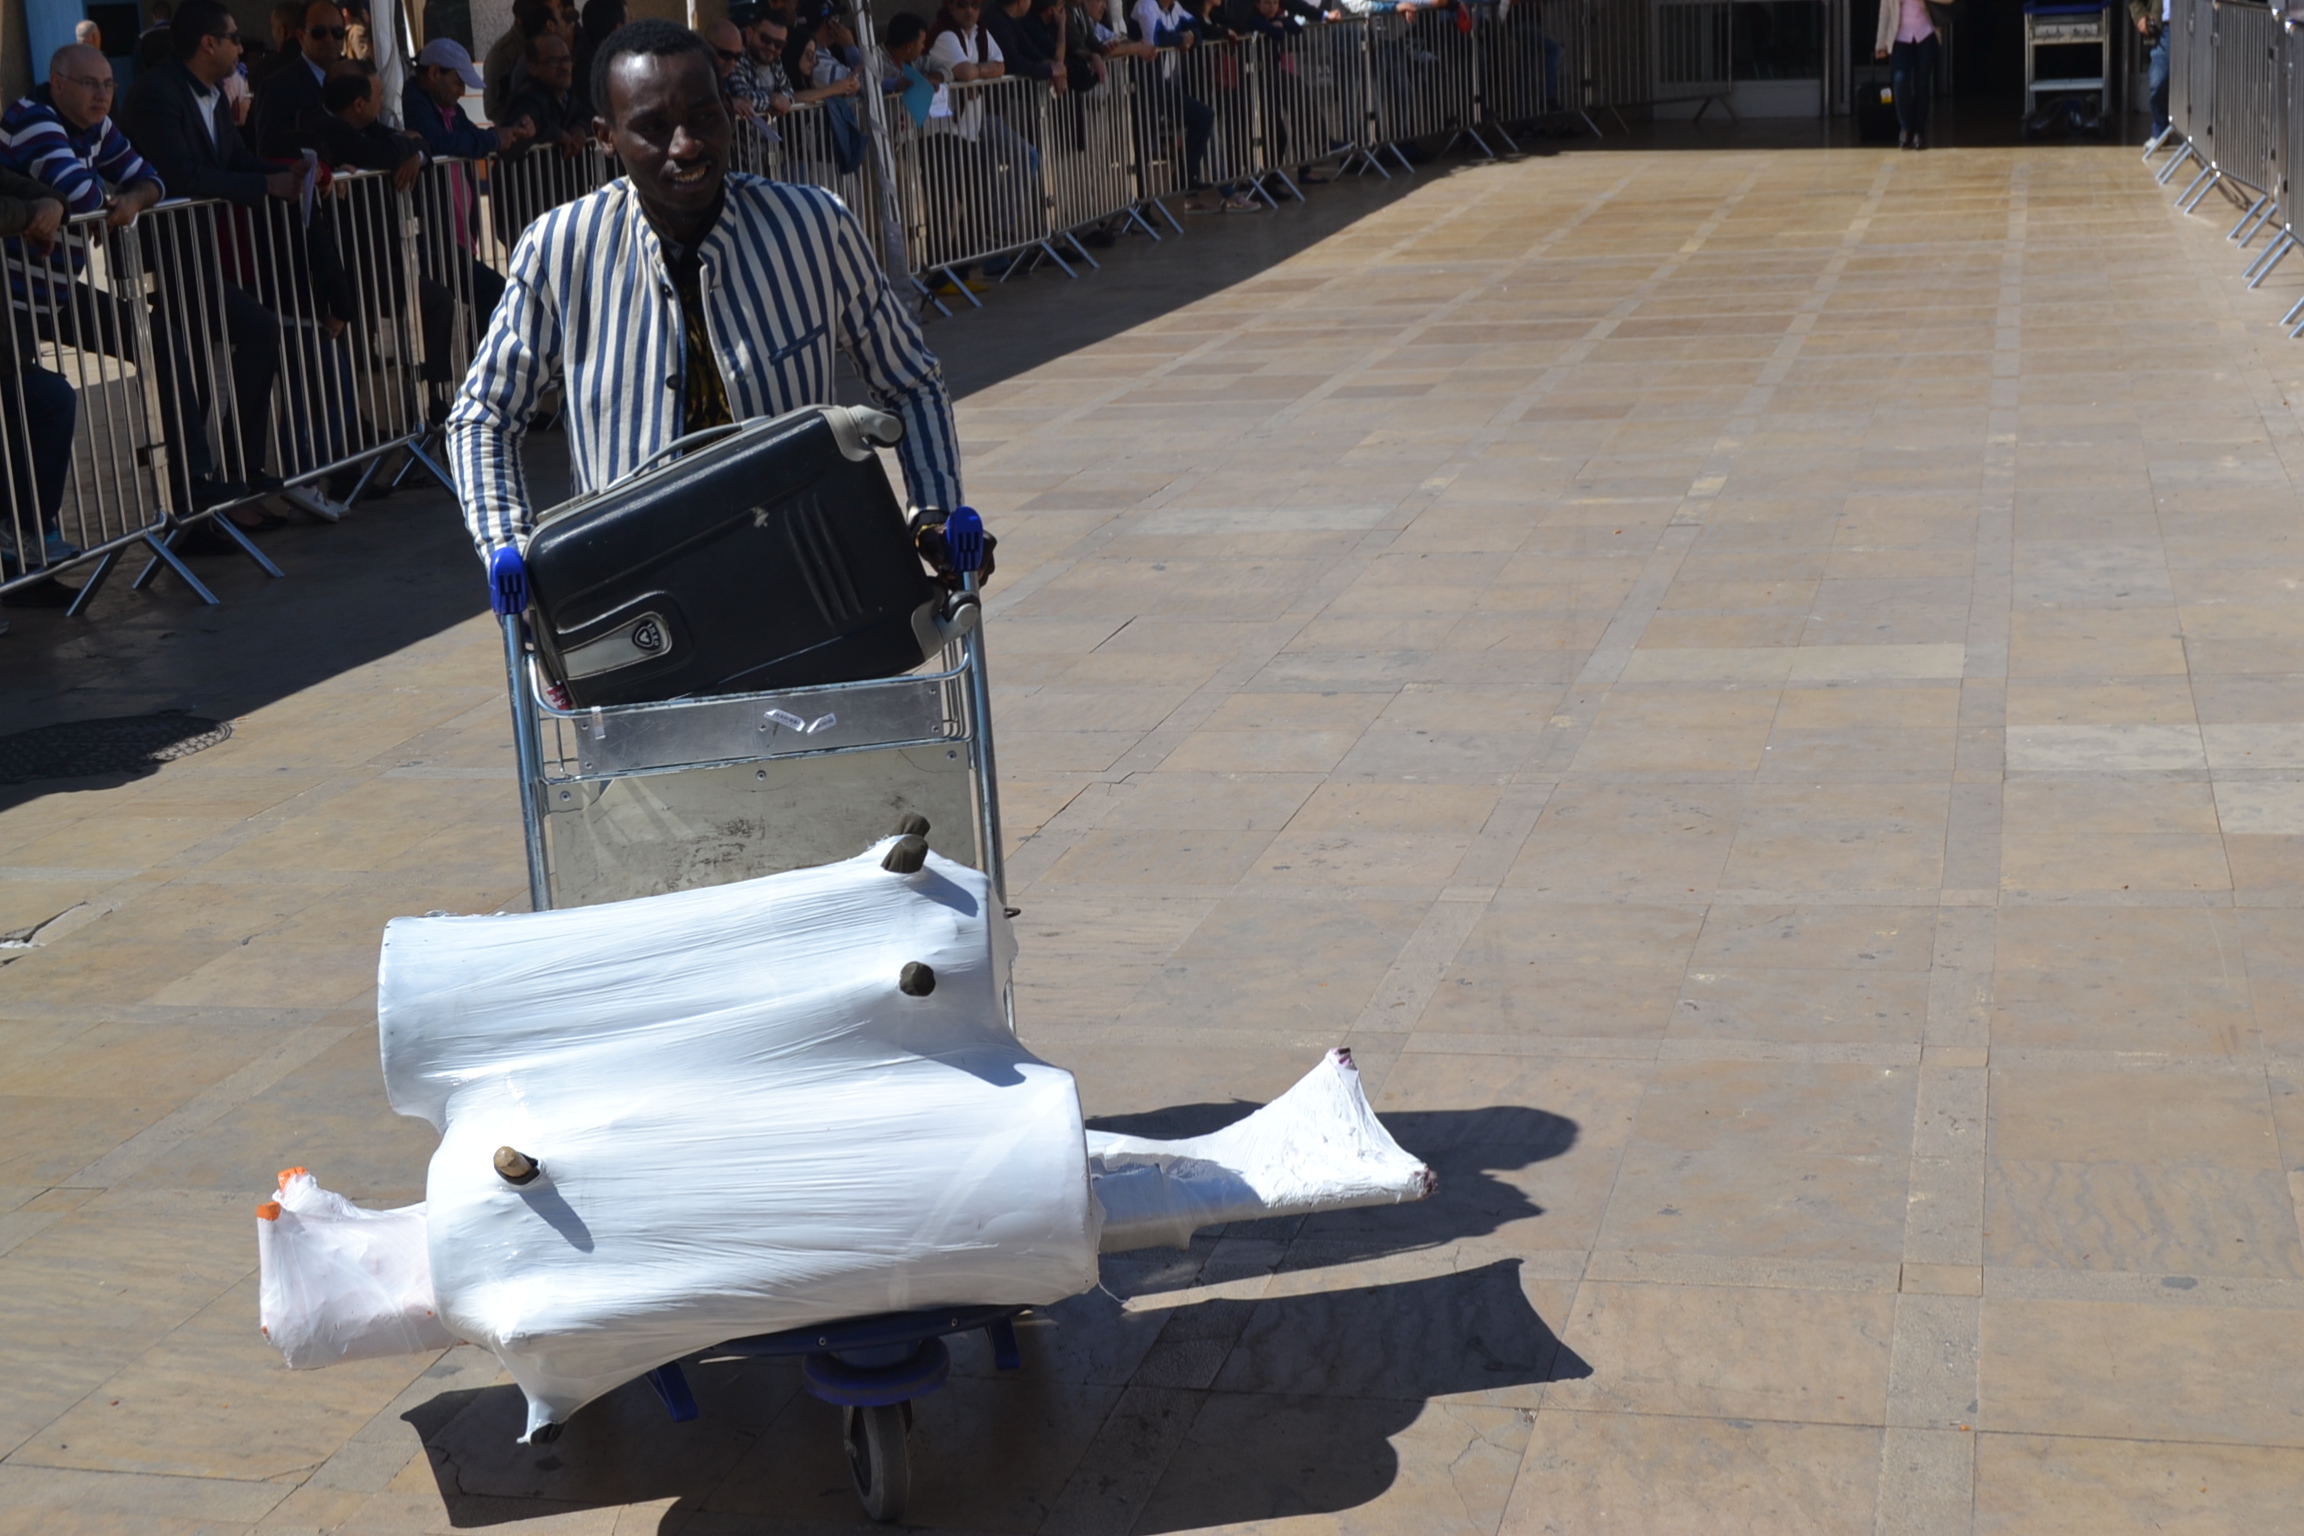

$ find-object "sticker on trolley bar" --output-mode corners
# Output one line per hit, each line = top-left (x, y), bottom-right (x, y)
(559, 612), (676, 679)
(763, 709), (839, 735)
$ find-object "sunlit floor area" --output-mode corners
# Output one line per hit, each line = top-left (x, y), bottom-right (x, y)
(5, 129), (2304, 1533)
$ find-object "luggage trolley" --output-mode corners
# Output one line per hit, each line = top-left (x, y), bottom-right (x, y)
(2023, 0), (2114, 136)
(489, 412), (1017, 1523)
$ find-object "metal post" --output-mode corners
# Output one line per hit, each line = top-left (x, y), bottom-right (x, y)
(960, 572), (1006, 909)
(503, 613), (555, 911)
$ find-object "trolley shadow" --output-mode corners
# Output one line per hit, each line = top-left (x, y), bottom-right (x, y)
(404, 1256), (1585, 1531)
(398, 1101), (1581, 1528)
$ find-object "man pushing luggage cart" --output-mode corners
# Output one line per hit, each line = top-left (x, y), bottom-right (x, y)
(445, 16), (1002, 915)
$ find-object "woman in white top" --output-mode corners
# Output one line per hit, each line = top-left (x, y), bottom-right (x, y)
(1873, 0), (1938, 150)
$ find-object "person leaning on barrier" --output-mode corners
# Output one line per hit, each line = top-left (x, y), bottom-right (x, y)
(249, 0), (347, 157)
(728, 6), (799, 122)
(485, 0), (572, 125)
(121, 0), (316, 510)
(445, 19), (976, 591)
(0, 46), (248, 521)
(507, 31), (592, 155)
(1131, 0), (1226, 205)
(985, 0), (1065, 90)
(303, 62), (458, 414)
(0, 164), (81, 614)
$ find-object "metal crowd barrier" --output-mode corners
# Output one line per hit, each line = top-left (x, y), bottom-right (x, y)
(2207, 0), (2280, 232)
(1, 209), (196, 607)
(1367, 9), (1495, 162)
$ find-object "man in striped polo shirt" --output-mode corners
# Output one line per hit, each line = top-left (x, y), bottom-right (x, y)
(447, 18), (963, 569)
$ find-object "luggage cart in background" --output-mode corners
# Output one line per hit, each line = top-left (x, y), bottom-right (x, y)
(490, 505), (1012, 1523)
(2024, 0), (2114, 135)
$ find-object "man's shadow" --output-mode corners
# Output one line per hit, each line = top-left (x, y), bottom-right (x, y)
(400, 1103), (1584, 1531)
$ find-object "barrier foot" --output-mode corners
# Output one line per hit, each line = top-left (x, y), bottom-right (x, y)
(1062, 230), (1101, 270)
(210, 514), (286, 578)
(130, 530), (222, 605)
(2141, 126), (2170, 158)
(1149, 200), (1184, 236)
(1265, 167), (1305, 203)
(1386, 142), (1417, 174)
(2176, 166), (2220, 212)
(1123, 206), (1164, 242)
(2248, 235), (2293, 288)
(2156, 142), (2197, 183)
(64, 548), (119, 617)
(908, 273), (953, 319)
(1604, 105), (1630, 134)
(1487, 120), (1522, 154)
(2238, 205), (2277, 248)
(2282, 289), (2304, 325)
(937, 267), (985, 309)
(2245, 228), (2292, 281)
(2227, 194), (2268, 242)
(1034, 241), (1077, 280)
(398, 437), (458, 495)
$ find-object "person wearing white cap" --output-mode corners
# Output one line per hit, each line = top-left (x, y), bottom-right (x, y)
(404, 36), (535, 157)
(403, 37), (535, 353)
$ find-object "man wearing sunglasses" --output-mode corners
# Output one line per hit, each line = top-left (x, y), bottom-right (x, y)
(251, 0), (349, 156)
(121, 0), (316, 506)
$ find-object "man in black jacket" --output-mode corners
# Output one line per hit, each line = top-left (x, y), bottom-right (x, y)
(120, 0), (312, 497)
(250, 0), (349, 156)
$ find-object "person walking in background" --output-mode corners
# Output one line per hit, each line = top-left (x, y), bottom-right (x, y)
(1874, 0), (1938, 150)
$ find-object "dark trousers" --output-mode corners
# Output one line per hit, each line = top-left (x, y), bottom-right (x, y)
(221, 283), (281, 478)
(420, 259), (506, 387)
(1891, 35), (1938, 137)
(2147, 27), (2171, 134)
(2, 365), (77, 539)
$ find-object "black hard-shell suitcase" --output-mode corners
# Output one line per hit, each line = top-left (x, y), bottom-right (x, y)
(523, 407), (964, 708)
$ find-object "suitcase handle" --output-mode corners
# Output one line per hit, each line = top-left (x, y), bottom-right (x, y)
(621, 424), (747, 482)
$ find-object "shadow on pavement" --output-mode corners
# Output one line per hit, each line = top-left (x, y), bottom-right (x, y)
(403, 1254), (1584, 1531)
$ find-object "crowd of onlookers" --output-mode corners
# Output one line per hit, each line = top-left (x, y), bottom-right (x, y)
(0, 0), (1516, 624)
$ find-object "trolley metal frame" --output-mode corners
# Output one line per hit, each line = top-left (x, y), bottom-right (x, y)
(494, 558), (1013, 1523)
(498, 572), (1006, 917)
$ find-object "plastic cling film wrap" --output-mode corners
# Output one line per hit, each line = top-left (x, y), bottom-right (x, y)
(256, 1170), (456, 1369)
(1087, 1049), (1436, 1253)
(376, 840), (1098, 1440)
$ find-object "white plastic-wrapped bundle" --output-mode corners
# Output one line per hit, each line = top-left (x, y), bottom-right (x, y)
(256, 1169), (455, 1368)
(1089, 1048), (1436, 1253)
(376, 841), (1099, 1440)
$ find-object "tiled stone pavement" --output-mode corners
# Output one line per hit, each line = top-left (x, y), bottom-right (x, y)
(7, 136), (2304, 1532)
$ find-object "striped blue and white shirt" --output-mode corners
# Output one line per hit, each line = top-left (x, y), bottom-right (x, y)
(448, 172), (961, 555)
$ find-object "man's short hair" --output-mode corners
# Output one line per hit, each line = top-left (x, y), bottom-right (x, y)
(322, 63), (376, 111)
(588, 18), (713, 120)
(172, 0), (234, 58)
(883, 11), (926, 47)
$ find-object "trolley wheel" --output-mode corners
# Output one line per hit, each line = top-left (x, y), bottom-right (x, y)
(843, 1402), (911, 1523)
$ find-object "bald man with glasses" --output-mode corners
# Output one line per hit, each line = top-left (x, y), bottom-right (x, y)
(1, 46), (251, 514)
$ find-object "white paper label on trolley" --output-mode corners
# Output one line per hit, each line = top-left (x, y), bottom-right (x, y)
(763, 708), (837, 734)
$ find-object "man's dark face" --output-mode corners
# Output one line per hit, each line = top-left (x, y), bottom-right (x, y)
(747, 19), (785, 62)
(416, 63), (457, 105)
(530, 32), (574, 92)
(599, 48), (728, 235)
(302, 1), (344, 64)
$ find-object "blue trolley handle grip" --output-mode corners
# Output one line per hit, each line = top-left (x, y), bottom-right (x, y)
(944, 507), (986, 574)
(488, 544), (529, 617)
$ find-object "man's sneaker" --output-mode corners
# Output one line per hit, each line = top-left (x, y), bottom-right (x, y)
(41, 531), (80, 566)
